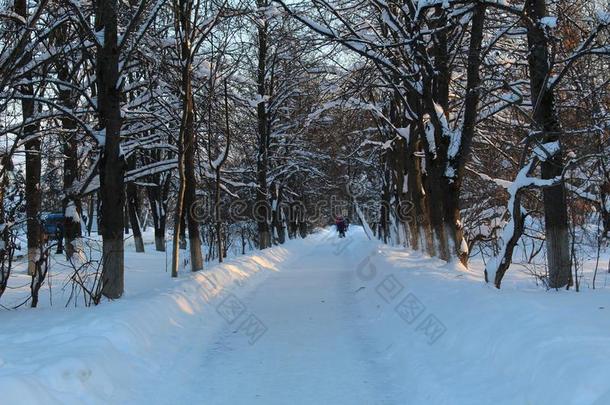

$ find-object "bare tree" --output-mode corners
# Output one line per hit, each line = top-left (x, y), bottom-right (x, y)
(96, 0), (125, 297)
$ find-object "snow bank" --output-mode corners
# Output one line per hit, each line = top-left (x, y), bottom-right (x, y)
(352, 243), (610, 404)
(0, 236), (298, 404)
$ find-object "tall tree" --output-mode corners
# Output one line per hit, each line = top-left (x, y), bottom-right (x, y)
(96, 0), (125, 297)
(525, 0), (571, 288)
(15, 0), (42, 277)
(54, 20), (83, 260)
(443, 3), (487, 264)
(171, 0), (217, 276)
(255, 0), (272, 249)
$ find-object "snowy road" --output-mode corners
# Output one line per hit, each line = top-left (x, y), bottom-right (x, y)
(165, 228), (610, 405)
(189, 231), (401, 404)
(4, 228), (610, 405)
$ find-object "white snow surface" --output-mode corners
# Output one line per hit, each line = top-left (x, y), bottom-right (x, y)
(1, 228), (610, 404)
(539, 16), (558, 28)
(65, 201), (81, 223)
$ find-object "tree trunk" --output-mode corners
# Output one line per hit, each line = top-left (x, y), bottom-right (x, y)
(525, 0), (571, 288)
(216, 167), (223, 262)
(62, 139), (82, 259)
(146, 176), (169, 252)
(426, 9), (452, 261)
(173, 0), (203, 273)
(391, 137), (410, 247)
(24, 122), (41, 278)
(255, 12), (272, 249)
(492, 193), (526, 288)
(407, 120), (434, 256)
(154, 214), (166, 251)
(443, 3), (486, 265)
(96, 0), (125, 298)
(488, 158), (536, 288)
(422, 92), (450, 261)
(171, 136), (186, 277)
(56, 23), (82, 261)
(213, 79), (232, 261)
(122, 205), (129, 235)
(184, 113), (203, 270)
(126, 157), (144, 252)
(380, 161), (391, 244)
(272, 184), (286, 244)
(0, 156), (10, 300)
(126, 183), (144, 253)
(16, 0), (42, 277)
(179, 207), (187, 249)
(96, 192), (103, 235)
(87, 195), (95, 236)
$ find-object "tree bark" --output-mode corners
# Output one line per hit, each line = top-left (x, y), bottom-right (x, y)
(96, 0), (125, 298)
(271, 183), (286, 244)
(171, 132), (185, 277)
(125, 155), (144, 252)
(172, 0), (203, 273)
(422, 91), (450, 261)
(24, 115), (41, 278)
(255, 8), (272, 249)
(443, 3), (486, 265)
(15, 0), (42, 277)
(492, 193), (526, 288)
(0, 155), (10, 300)
(179, 206), (187, 250)
(184, 108), (203, 270)
(62, 136), (82, 259)
(55, 23), (82, 261)
(215, 79), (232, 262)
(380, 160), (391, 244)
(407, 126), (434, 255)
(391, 137), (409, 247)
(87, 195), (95, 236)
(215, 167), (223, 262)
(126, 179), (144, 252)
(525, 0), (571, 288)
(146, 171), (169, 252)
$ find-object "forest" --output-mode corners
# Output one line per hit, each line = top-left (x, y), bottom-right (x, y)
(1, 0), (610, 402)
(2, 0), (607, 303)
(0, 0), (610, 404)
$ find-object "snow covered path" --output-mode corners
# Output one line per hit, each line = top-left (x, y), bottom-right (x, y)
(187, 231), (399, 404)
(162, 228), (610, 405)
(3, 227), (610, 404)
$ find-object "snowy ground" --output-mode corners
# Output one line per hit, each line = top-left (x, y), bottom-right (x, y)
(1, 227), (610, 404)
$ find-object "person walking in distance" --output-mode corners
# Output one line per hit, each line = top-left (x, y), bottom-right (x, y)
(335, 215), (347, 238)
